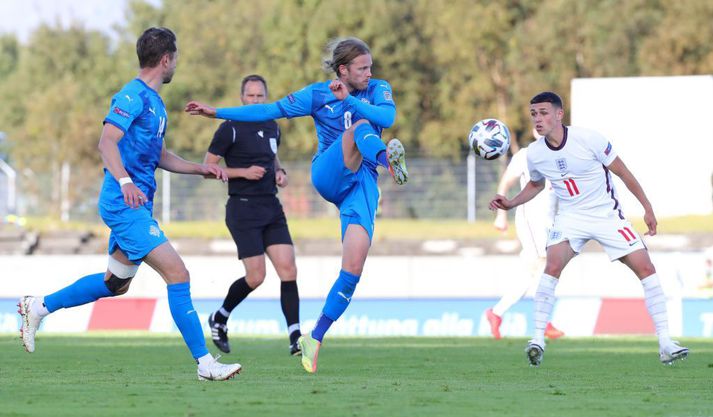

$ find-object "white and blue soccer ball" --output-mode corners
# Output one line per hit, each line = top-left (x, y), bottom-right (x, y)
(468, 118), (511, 160)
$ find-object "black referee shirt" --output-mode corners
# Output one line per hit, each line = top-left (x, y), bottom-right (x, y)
(208, 120), (281, 196)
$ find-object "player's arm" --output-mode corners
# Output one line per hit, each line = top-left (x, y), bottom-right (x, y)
(160, 144), (228, 181)
(489, 179), (545, 211)
(97, 123), (147, 208)
(185, 101), (284, 122)
(493, 162), (522, 231)
(330, 80), (395, 128)
(203, 151), (265, 181)
(607, 156), (657, 235)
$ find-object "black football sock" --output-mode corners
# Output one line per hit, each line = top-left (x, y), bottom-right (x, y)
(280, 280), (301, 344)
(216, 277), (253, 324)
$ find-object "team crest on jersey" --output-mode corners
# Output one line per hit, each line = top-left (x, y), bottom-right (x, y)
(383, 91), (392, 101)
(549, 229), (562, 241)
(555, 158), (567, 172)
(149, 225), (161, 237)
(269, 138), (278, 154)
(361, 98), (370, 104)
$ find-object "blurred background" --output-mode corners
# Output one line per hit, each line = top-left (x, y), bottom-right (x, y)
(0, 0), (712, 338)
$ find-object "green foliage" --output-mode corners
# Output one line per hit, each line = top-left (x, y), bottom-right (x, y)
(2, 0), (712, 178)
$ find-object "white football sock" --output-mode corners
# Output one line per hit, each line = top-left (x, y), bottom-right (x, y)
(641, 273), (671, 345)
(33, 297), (50, 317)
(196, 353), (214, 369)
(533, 274), (558, 346)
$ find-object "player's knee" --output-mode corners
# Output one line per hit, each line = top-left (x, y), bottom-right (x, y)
(341, 262), (364, 277)
(543, 261), (564, 277)
(106, 257), (139, 295)
(277, 263), (297, 281)
(105, 274), (133, 295)
(635, 262), (657, 279)
(173, 266), (190, 283)
(245, 271), (266, 288)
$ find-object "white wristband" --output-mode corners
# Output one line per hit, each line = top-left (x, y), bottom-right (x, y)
(118, 177), (133, 187)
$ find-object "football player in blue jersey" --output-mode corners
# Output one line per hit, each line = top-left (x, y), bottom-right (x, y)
(17, 27), (242, 381)
(186, 37), (408, 373)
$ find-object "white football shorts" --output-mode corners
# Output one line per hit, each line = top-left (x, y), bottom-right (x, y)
(546, 212), (646, 261)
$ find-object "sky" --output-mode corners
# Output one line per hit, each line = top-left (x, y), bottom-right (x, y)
(0, 0), (160, 42)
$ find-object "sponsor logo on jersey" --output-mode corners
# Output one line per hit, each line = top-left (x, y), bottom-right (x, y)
(604, 142), (612, 156)
(257, 130), (264, 138)
(324, 104), (335, 113)
(555, 158), (567, 172)
(113, 107), (130, 118)
(287, 94), (296, 104)
(383, 91), (392, 101)
(361, 97), (370, 104)
(549, 229), (562, 241)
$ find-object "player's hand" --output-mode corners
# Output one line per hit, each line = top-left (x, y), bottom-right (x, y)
(489, 194), (513, 211)
(493, 211), (509, 232)
(644, 209), (657, 236)
(329, 79), (349, 100)
(243, 165), (266, 180)
(276, 169), (288, 188)
(121, 182), (148, 209)
(200, 163), (228, 182)
(184, 101), (217, 117)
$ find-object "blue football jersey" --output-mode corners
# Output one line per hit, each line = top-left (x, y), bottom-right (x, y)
(100, 79), (168, 206)
(275, 79), (395, 155)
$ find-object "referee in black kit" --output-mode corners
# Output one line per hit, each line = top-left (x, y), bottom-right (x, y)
(204, 74), (301, 356)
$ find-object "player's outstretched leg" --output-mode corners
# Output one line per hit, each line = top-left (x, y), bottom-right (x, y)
(525, 340), (544, 367)
(18, 272), (115, 353)
(386, 138), (408, 185)
(17, 296), (46, 353)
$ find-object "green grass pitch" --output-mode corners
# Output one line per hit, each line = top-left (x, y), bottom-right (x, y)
(1, 335), (710, 417)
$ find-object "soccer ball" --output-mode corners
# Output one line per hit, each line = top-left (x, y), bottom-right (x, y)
(468, 118), (511, 160)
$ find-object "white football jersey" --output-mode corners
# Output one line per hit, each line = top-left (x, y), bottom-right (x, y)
(527, 126), (620, 218)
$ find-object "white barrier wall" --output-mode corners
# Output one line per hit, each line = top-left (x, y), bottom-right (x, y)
(2, 253), (712, 337)
(0, 252), (708, 299)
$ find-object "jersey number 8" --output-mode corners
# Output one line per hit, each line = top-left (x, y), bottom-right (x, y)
(343, 111), (352, 129)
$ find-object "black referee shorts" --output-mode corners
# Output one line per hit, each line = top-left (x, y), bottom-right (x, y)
(225, 195), (293, 259)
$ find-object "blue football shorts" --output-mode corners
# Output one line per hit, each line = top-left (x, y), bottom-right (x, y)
(99, 201), (167, 264)
(311, 135), (380, 242)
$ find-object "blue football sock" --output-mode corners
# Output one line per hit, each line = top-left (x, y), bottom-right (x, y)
(322, 269), (360, 320)
(43, 273), (113, 313)
(167, 282), (210, 360)
(311, 313), (334, 343)
(354, 123), (386, 166)
(376, 150), (388, 168)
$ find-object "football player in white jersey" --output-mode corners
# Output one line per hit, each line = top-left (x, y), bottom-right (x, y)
(489, 91), (688, 366)
(487, 138), (564, 340)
